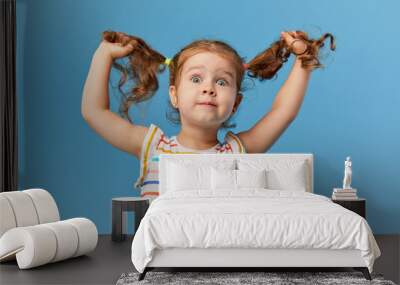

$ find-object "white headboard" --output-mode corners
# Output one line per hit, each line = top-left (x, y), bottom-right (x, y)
(159, 153), (314, 194)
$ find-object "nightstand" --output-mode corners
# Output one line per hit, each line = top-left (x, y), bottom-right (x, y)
(331, 198), (366, 218)
(111, 197), (150, 242)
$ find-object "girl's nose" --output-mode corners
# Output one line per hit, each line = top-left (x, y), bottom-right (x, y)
(202, 89), (215, 96)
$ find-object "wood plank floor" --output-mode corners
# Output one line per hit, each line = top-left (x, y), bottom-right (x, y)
(0, 234), (398, 285)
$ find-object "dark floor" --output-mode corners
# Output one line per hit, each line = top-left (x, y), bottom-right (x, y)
(0, 234), (399, 285)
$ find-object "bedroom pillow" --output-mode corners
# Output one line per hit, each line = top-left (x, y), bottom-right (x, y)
(236, 169), (267, 189)
(265, 166), (307, 191)
(211, 168), (267, 190)
(211, 168), (236, 190)
(166, 159), (236, 192)
(166, 162), (210, 192)
(237, 159), (308, 191)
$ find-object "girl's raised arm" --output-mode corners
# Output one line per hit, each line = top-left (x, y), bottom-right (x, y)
(236, 31), (324, 153)
(237, 56), (311, 153)
(81, 41), (148, 159)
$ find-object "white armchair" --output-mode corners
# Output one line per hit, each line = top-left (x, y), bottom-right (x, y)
(0, 188), (98, 269)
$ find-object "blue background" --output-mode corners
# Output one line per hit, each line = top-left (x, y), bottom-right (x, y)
(16, 0), (399, 234)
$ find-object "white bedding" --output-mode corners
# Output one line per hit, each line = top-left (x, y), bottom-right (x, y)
(131, 189), (381, 273)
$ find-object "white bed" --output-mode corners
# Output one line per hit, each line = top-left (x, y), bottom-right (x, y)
(131, 153), (381, 281)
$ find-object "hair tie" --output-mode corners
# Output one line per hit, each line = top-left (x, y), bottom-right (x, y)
(243, 63), (249, 69)
(289, 39), (308, 56)
(164, 58), (172, 66)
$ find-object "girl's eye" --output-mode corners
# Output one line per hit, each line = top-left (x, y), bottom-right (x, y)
(190, 75), (202, 83)
(217, 79), (228, 86)
(190, 75), (229, 86)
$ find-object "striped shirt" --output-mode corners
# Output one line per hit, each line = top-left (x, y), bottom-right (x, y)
(134, 123), (246, 201)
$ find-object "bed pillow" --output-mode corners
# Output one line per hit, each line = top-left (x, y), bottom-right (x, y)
(237, 159), (308, 191)
(265, 161), (307, 191)
(166, 160), (235, 192)
(211, 168), (236, 190)
(211, 168), (267, 190)
(236, 169), (267, 189)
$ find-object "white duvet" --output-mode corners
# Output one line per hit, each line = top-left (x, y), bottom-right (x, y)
(131, 189), (381, 273)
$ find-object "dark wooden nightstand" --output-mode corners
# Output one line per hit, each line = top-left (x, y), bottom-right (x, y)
(111, 197), (150, 242)
(332, 198), (366, 218)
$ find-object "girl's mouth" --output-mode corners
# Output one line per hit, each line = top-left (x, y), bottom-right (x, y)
(198, 102), (217, 107)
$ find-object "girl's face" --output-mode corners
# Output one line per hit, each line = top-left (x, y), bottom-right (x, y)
(169, 52), (241, 129)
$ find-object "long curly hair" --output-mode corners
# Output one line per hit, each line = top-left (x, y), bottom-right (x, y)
(102, 30), (335, 129)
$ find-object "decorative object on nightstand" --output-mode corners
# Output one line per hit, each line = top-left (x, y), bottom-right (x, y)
(332, 156), (358, 200)
(343, 156), (352, 190)
(332, 198), (366, 218)
(332, 188), (358, 200)
(112, 197), (150, 242)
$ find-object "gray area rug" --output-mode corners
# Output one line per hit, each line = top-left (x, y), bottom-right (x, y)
(116, 271), (396, 285)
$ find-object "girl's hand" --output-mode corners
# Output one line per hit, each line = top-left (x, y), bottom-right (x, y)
(280, 31), (308, 56)
(96, 40), (134, 60)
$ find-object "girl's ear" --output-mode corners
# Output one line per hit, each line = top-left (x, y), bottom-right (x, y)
(169, 85), (178, 108)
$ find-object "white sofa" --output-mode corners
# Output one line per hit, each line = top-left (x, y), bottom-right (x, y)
(0, 188), (98, 269)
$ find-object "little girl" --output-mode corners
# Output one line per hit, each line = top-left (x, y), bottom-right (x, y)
(81, 30), (335, 201)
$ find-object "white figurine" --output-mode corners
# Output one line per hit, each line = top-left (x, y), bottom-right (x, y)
(342, 156), (352, 189)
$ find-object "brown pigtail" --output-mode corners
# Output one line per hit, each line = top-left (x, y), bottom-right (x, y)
(246, 31), (336, 80)
(102, 30), (167, 122)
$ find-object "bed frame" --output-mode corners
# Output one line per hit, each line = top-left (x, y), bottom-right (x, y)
(138, 153), (372, 281)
